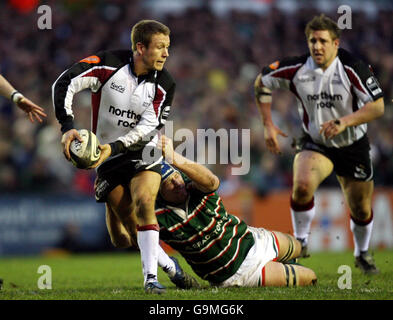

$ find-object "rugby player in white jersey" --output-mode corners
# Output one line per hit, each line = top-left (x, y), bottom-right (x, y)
(52, 20), (178, 293)
(254, 14), (384, 274)
(0, 74), (46, 122)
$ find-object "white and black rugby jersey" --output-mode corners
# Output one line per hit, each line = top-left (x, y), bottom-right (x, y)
(261, 48), (383, 148)
(52, 50), (175, 153)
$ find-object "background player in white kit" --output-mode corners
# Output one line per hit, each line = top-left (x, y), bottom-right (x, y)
(254, 14), (384, 274)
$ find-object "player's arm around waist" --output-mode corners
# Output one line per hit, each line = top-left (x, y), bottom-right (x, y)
(340, 97), (384, 128)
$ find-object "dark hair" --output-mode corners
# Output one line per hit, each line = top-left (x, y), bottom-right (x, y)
(131, 20), (170, 52)
(305, 14), (341, 40)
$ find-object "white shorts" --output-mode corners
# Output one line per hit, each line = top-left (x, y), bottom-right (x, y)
(216, 227), (280, 287)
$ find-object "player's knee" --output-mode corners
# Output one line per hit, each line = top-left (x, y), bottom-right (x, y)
(351, 210), (372, 224)
(133, 193), (155, 213)
(353, 211), (370, 222)
(310, 270), (317, 285)
(350, 203), (371, 222)
(133, 198), (154, 220)
(292, 265), (317, 287)
(292, 182), (313, 203)
(304, 269), (318, 286)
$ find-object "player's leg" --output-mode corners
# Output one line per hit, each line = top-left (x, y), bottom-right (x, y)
(217, 227), (316, 288)
(105, 203), (132, 248)
(106, 184), (138, 248)
(130, 170), (162, 225)
(263, 261), (317, 287)
(291, 150), (334, 254)
(129, 170), (164, 293)
(106, 182), (199, 289)
(271, 231), (301, 263)
(337, 176), (379, 274)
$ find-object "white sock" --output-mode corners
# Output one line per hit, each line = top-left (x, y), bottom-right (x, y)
(137, 228), (160, 285)
(290, 197), (315, 245)
(350, 216), (373, 257)
(158, 245), (176, 277)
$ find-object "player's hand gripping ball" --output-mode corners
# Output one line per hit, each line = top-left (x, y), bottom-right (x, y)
(69, 129), (101, 169)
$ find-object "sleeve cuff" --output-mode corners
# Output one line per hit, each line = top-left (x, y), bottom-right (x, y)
(109, 140), (126, 157)
(60, 118), (75, 134)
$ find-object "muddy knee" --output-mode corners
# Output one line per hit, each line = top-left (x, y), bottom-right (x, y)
(133, 194), (155, 218)
(349, 198), (372, 222)
(292, 182), (314, 204)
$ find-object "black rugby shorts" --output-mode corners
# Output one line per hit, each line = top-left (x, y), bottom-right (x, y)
(94, 146), (162, 202)
(295, 133), (373, 181)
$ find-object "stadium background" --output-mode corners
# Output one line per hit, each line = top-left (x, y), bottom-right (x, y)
(0, 0), (392, 257)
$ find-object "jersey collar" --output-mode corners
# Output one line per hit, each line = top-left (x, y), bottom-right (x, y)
(309, 54), (339, 75)
(129, 55), (158, 84)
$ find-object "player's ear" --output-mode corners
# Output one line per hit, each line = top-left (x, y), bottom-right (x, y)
(135, 42), (145, 56)
(334, 37), (340, 48)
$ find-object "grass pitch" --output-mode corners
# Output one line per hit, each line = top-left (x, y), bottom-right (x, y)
(0, 249), (392, 300)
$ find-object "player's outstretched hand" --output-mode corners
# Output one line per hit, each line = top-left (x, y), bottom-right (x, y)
(61, 129), (83, 161)
(264, 123), (288, 155)
(87, 144), (111, 169)
(16, 97), (47, 123)
(320, 119), (346, 139)
(157, 134), (175, 163)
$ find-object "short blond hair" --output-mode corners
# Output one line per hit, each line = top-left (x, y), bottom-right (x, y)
(305, 14), (341, 40)
(131, 20), (170, 52)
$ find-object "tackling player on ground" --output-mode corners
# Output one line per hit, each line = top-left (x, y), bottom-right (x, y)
(254, 14), (384, 274)
(157, 135), (317, 287)
(107, 135), (317, 288)
(52, 20), (177, 293)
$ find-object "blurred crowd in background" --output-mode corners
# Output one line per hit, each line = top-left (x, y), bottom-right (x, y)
(0, 0), (392, 198)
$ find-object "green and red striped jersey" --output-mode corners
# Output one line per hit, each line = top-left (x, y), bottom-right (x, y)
(156, 186), (254, 283)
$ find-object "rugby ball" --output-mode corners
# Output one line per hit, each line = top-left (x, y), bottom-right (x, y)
(69, 129), (101, 169)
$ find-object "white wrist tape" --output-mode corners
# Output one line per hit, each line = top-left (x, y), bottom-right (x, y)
(258, 86), (272, 103)
(259, 95), (272, 103)
(11, 91), (24, 103)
